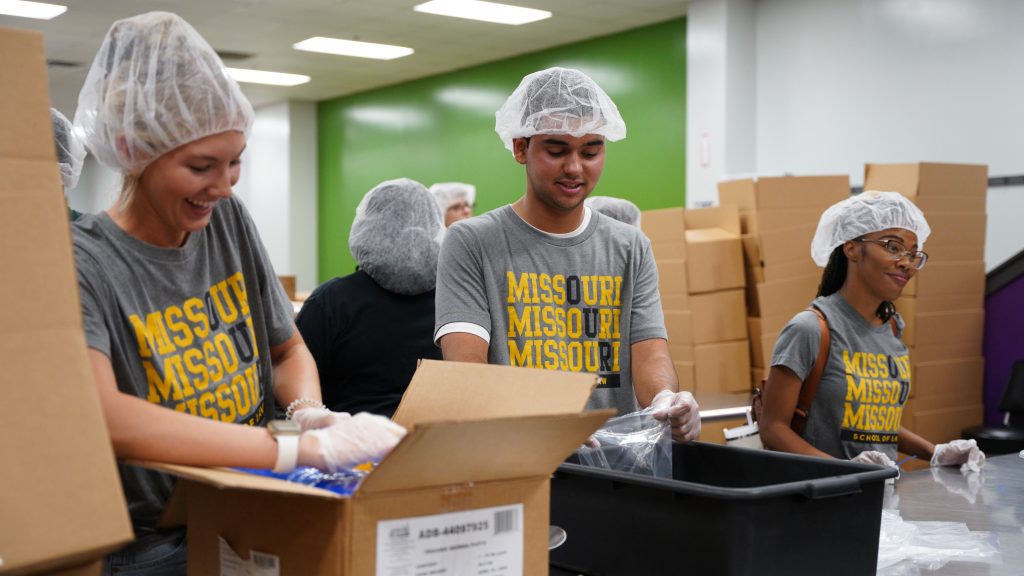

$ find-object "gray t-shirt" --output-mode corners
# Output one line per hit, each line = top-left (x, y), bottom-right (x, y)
(771, 292), (910, 460)
(72, 195), (294, 533)
(434, 205), (667, 415)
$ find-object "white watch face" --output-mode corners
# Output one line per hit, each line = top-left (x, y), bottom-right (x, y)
(269, 419), (302, 436)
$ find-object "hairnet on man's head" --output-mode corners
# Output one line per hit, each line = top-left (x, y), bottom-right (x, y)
(349, 178), (445, 295)
(430, 182), (476, 212)
(51, 108), (86, 190)
(810, 191), (931, 266)
(495, 67), (626, 151)
(74, 11), (254, 174)
(585, 196), (641, 227)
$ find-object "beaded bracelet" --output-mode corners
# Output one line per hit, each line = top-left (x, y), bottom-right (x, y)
(285, 397), (326, 420)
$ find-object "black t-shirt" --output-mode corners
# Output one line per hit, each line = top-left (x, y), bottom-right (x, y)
(296, 270), (441, 418)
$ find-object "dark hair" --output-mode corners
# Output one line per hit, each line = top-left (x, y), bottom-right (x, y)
(817, 242), (896, 322)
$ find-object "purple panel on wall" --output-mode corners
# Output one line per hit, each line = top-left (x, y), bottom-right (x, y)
(983, 274), (1024, 425)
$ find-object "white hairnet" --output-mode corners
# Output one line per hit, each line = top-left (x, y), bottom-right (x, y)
(429, 182), (476, 212)
(586, 196), (641, 227)
(74, 11), (254, 173)
(811, 191), (931, 266)
(50, 108), (86, 190)
(495, 67), (626, 151)
(350, 178), (445, 295)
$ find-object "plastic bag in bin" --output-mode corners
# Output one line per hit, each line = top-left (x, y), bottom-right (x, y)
(571, 406), (672, 478)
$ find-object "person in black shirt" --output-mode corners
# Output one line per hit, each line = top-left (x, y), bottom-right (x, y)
(297, 178), (445, 417)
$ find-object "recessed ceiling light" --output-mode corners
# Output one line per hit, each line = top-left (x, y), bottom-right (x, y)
(293, 37), (414, 60)
(413, 0), (551, 25)
(225, 68), (310, 87)
(0, 0), (67, 20)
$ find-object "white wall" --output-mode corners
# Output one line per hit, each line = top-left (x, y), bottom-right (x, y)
(688, 0), (1024, 270)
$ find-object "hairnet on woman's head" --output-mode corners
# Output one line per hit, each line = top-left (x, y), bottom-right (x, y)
(429, 182), (476, 212)
(585, 196), (641, 227)
(50, 108), (86, 190)
(495, 67), (626, 151)
(349, 178), (445, 295)
(74, 11), (254, 174)
(810, 191), (931, 266)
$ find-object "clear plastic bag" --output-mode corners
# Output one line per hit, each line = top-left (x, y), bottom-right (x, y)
(571, 407), (672, 478)
(876, 509), (1002, 575)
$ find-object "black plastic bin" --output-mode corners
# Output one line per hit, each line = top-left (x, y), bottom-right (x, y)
(550, 442), (897, 576)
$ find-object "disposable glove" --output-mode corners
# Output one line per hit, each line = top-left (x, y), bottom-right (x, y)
(852, 450), (900, 481)
(291, 407), (350, 431)
(650, 389), (700, 442)
(307, 412), (407, 472)
(931, 439), (986, 473)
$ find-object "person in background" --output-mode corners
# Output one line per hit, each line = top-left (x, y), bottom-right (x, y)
(71, 12), (404, 573)
(434, 66), (700, 442)
(760, 191), (985, 473)
(430, 181), (476, 226)
(585, 195), (641, 227)
(297, 178), (444, 418)
(51, 107), (86, 220)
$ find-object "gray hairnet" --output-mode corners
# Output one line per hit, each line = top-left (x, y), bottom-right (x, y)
(349, 178), (445, 295)
(811, 191), (931, 266)
(586, 196), (641, 227)
(74, 11), (254, 174)
(51, 108), (86, 190)
(430, 182), (476, 212)
(495, 67), (626, 152)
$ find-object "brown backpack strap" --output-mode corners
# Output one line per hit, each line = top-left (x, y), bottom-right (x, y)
(792, 305), (829, 434)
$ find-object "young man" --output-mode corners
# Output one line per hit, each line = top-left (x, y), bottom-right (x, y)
(434, 67), (700, 442)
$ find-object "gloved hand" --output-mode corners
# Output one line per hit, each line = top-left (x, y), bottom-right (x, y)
(650, 389), (700, 443)
(306, 412), (407, 472)
(290, 406), (350, 431)
(931, 439), (986, 473)
(851, 450), (900, 479)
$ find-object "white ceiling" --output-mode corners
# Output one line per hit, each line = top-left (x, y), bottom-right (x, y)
(2, 0), (689, 116)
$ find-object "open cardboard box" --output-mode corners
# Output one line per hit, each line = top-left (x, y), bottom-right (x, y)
(0, 26), (134, 575)
(142, 360), (612, 575)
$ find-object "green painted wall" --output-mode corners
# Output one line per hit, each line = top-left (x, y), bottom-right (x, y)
(317, 18), (686, 281)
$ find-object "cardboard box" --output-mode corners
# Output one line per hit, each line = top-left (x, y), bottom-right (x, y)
(748, 274), (820, 322)
(911, 357), (984, 402)
(651, 240), (689, 266)
(739, 208), (827, 237)
(694, 340), (751, 395)
(902, 308), (984, 349)
(904, 403), (984, 444)
(740, 224), (818, 270)
(718, 175), (850, 211)
(664, 310), (695, 345)
(748, 317), (765, 368)
(0, 25), (134, 575)
(148, 361), (611, 575)
(674, 360), (696, 392)
(690, 289), (748, 344)
(699, 416), (749, 445)
(910, 340), (985, 364)
(684, 205), (744, 294)
(895, 293), (983, 316)
(863, 162), (988, 213)
(902, 261), (985, 301)
(641, 207), (687, 245)
(922, 212), (986, 262)
(661, 293), (691, 312)
(655, 257), (689, 296)
(669, 343), (695, 363)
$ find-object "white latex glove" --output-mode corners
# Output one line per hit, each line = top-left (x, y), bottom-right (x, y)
(851, 450), (900, 481)
(307, 412), (407, 472)
(290, 407), (350, 431)
(931, 439), (986, 473)
(650, 389), (700, 443)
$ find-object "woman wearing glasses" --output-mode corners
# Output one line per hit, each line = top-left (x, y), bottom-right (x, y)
(759, 192), (984, 472)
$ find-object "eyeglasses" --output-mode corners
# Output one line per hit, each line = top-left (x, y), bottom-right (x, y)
(854, 238), (928, 270)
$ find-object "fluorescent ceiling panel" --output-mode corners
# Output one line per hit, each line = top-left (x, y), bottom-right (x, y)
(226, 67), (310, 87)
(293, 37), (414, 60)
(0, 0), (66, 20)
(413, 0), (551, 25)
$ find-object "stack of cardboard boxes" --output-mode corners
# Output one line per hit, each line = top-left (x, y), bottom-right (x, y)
(718, 176), (851, 390)
(642, 205), (750, 396)
(863, 162), (988, 443)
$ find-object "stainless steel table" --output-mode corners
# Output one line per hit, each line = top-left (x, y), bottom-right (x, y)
(885, 452), (1024, 575)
